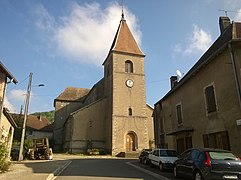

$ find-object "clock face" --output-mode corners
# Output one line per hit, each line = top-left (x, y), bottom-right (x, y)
(126, 79), (134, 87)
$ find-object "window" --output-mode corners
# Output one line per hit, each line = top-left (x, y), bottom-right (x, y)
(125, 60), (133, 73)
(128, 108), (132, 116)
(203, 131), (230, 150)
(204, 85), (217, 113)
(176, 103), (183, 125)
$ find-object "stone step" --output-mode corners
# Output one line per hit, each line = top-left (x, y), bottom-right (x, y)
(116, 152), (139, 158)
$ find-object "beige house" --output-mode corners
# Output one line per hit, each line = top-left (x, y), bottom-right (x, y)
(54, 14), (154, 156)
(0, 61), (18, 156)
(153, 17), (241, 156)
(11, 114), (53, 144)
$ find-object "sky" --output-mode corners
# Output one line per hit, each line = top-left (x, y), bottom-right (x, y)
(1, 0), (241, 114)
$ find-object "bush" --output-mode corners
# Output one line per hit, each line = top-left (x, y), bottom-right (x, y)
(0, 142), (11, 172)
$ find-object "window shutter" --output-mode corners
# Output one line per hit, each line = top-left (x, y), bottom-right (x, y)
(203, 134), (209, 148)
(205, 86), (216, 113)
(176, 104), (182, 124)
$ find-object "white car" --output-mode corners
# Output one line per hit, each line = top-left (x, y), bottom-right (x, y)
(148, 148), (179, 171)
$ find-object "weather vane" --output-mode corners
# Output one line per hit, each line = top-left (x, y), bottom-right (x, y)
(121, 0), (125, 20)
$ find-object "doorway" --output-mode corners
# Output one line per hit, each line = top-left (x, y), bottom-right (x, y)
(126, 132), (136, 152)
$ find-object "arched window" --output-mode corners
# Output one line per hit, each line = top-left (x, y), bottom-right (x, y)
(128, 108), (132, 116)
(125, 60), (133, 73)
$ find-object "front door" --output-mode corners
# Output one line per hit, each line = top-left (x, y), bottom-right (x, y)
(126, 133), (135, 152)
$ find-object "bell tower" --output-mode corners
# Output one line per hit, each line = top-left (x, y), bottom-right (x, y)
(103, 13), (149, 156)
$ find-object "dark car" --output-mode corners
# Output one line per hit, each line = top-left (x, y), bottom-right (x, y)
(174, 148), (241, 180)
(139, 149), (152, 165)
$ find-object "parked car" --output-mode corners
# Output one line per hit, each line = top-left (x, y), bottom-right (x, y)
(174, 148), (241, 180)
(139, 149), (152, 165)
(148, 148), (179, 171)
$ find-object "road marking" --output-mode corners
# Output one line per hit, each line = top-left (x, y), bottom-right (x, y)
(46, 160), (72, 180)
(126, 162), (171, 180)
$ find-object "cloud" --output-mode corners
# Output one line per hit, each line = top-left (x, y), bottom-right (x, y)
(7, 89), (26, 102)
(3, 97), (16, 112)
(184, 25), (212, 54)
(5, 89), (38, 113)
(34, 2), (142, 66)
(173, 25), (212, 56)
(34, 4), (56, 32)
(234, 9), (241, 21)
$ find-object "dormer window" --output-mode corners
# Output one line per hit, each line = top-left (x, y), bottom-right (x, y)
(125, 60), (133, 73)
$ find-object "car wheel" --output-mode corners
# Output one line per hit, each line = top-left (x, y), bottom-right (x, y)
(159, 163), (163, 171)
(144, 158), (147, 165)
(173, 166), (179, 178)
(149, 160), (153, 167)
(139, 158), (142, 163)
(194, 170), (203, 180)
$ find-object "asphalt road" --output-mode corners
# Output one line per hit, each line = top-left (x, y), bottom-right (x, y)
(55, 158), (183, 180)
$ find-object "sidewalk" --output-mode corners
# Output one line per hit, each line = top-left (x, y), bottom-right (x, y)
(0, 154), (73, 180)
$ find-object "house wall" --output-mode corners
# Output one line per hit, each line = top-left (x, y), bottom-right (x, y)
(146, 105), (155, 148)
(158, 47), (241, 155)
(0, 113), (14, 157)
(0, 72), (6, 121)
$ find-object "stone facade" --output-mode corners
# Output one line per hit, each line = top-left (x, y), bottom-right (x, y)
(154, 17), (241, 156)
(53, 16), (154, 155)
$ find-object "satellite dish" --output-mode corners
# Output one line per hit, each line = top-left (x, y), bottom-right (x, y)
(176, 70), (182, 78)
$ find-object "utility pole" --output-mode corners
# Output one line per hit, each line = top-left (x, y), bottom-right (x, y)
(18, 72), (32, 161)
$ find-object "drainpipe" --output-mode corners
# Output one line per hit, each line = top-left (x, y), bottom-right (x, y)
(228, 42), (241, 109)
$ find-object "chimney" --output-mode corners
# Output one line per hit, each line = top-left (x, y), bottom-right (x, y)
(170, 76), (178, 89)
(38, 115), (42, 121)
(219, 16), (230, 34)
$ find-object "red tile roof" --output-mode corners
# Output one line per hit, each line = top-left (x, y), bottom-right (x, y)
(11, 114), (52, 131)
(103, 17), (144, 65)
(112, 19), (144, 55)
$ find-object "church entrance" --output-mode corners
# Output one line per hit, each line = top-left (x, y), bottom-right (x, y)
(126, 132), (136, 152)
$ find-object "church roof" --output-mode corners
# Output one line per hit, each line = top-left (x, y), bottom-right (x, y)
(55, 87), (90, 101)
(103, 15), (144, 65)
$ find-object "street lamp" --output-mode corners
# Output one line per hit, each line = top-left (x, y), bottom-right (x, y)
(18, 73), (44, 161)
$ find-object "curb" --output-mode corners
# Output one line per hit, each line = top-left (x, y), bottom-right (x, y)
(46, 160), (72, 180)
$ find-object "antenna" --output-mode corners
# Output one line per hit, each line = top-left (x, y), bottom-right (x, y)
(7, 78), (14, 84)
(176, 70), (183, 81)
(218, 9), (237, 17)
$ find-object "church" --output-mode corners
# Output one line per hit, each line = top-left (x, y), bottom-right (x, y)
(53, 13), (154, 156)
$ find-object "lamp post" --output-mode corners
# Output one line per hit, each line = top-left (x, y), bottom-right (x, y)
(18, 73), (44, 161)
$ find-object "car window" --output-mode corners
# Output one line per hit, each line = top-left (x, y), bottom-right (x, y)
(191, 150), (200, 160)
(198, 152), (205, 161)
(180, 149), (191, 159)
(154, 150), (159, 156)
(160, 150), (167, 156)
(166, 150), (178, 157)
(209, 151), (238, 160)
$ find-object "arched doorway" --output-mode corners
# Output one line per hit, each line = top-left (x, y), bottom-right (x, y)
(125, 132), (137, 152)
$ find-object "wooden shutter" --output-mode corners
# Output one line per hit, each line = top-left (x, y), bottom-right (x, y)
(205, 86), (217, 113)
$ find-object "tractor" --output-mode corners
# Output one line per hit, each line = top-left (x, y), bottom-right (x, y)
(28, 137), (53, 160)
